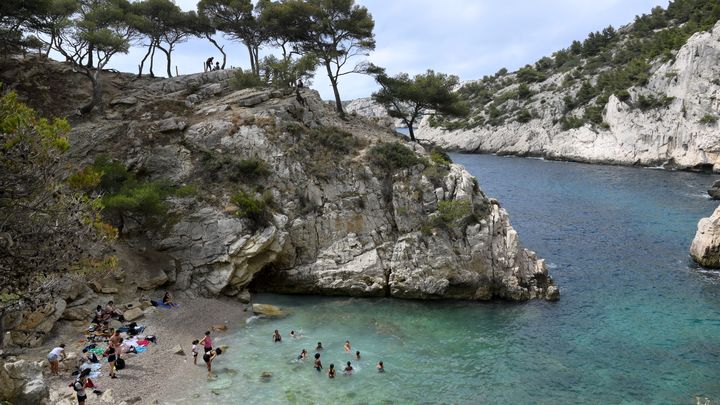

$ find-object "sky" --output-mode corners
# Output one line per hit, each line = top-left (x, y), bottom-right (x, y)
(102, 0), (667, 101)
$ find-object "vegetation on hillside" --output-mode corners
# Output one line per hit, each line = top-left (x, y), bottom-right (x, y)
(431, 0), (720, 131)
(0, 91), (113, 302)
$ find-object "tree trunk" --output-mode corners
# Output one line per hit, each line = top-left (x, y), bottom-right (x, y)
(138, 43), (153, 77)
(205, 34), (226, 69)
(149, 42), (156, 78)
(407, 123), (416, 142)
(325, 61), (344, 116)
(154, 44), (172, 78)
(86, 43), (94, 68)
(79, 70), (101, 114)
(246, 45), (256, 75)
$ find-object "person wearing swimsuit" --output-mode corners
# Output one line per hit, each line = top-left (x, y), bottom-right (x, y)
(314, 353), (323, 372)
(328, 363), (336, 378)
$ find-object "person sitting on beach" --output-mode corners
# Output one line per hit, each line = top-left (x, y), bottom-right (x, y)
(314, 353), (322, 372)
(203, 348), (222, 378)
(82, 349), (99, 364)
(328, 363), (336, 378)
(343, 361), (353, 375)
(343, 340), (351, 352)
(104, 347), (118, 379)
(47, 343), (66, 376)
(97, 321), (112, 336)
(355, 351), (361, 360)
(104, 301), (124, 322)
(272, 329), (282, 343)
(199, 331), (212, 353)
(377, 361), (384, 372)
(162, 291), (177, 307)
(91, 305), (107, 324)
(315, 341), (323, 351)
(192, 339), (199, 365)
(297, 349), (307, 360)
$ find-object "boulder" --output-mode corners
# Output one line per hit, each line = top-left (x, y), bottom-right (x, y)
(172, 345), (185, 355)
(212, 324), (228, 332)
(101, 287), (118, 294)
(109, 96), (138, 106)
(690, 205), (720, 268)
(252, 304), (286, 318)
(154, 117), (186, 133)
(708, 180), (720, 200)
(61, 306), (91, 321)
(0, 359), (47, 404)
(237, 289), (251, 304)
(123, 307), (144, 322)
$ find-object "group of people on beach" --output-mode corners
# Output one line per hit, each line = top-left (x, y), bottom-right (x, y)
(273, 329), (385, 379)
(192, 330), (223, 377)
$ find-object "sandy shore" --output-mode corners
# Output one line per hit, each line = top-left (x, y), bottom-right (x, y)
(36, 292), (250, 404)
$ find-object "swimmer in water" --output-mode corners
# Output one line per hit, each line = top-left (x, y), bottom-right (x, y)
(272, 330), (281, 343)
(315, 341), (323, 351)
(328, 363), (336, 378)
(290, 330), (296, 339)
(377, 361), (384, 372)
(343, 340), (351, 352)
(297, 349), (307, 360)
(343, 361), (353, 375)
(355, 350), (361, 360)
(314, 353), (322, 372)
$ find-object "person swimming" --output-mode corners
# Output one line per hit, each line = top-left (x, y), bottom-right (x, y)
(297, 349), (307, 360)
(290, 330), (297, 339)
(377, 361), (384, 372)
(272, 330), (282, 343)
(315, 341), (323, 351)
(314, 353), (322, 372)
(328, 363), (336, 378)
(355, 350), (361, 360)
(343, 340), (351, 352)
(343, 361), (353, 375)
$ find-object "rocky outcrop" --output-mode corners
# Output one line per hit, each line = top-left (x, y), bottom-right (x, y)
(415, 21), (720, 172)
(690, 205), (720, 268)
(0, 358), (48, 404)
(708, 180), (720, 200)
(345, 97), (401, 129)
(2, 59), (558, 307)
(2, 278), (93, 348)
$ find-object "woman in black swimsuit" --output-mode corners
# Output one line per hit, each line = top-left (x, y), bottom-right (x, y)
(105, 347), (117, 379)
(314, 353), (322, 372)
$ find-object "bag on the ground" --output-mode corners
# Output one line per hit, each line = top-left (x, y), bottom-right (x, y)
(115, 357), (125, 370)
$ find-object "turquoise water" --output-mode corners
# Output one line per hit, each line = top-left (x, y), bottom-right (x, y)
(182, 155), (720, 404)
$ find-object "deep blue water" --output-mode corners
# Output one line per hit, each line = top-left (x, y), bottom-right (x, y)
(185, 154), (720, 405)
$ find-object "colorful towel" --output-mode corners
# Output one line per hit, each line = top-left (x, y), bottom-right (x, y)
(135, 346), (148, 353)
(137, 340), (150, 347)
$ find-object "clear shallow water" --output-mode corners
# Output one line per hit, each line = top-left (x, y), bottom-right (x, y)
(180, 155), (720, 404)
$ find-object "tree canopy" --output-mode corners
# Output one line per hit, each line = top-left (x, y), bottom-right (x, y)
(369, 65), (468, 141)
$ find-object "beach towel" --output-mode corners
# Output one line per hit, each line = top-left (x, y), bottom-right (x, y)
(88, 347), (105, 356)
(137, 340), (150, 347)
(135, 346), (147, 353)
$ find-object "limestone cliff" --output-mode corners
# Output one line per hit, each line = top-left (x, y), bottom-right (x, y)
(690, 205), (720, 268)
(1, 59), (557, 306)
(413, 21), (720, 172)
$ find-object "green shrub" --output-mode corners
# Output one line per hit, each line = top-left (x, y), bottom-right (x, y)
(560, 115), (585, 130)
(516, 65), (547, 83)
(233, 157), (271, 181)
(516, 109), (533, 123)
(368, 142), (424, 173)
(583, 105), (605, 125)
(232, 190), (272, 230)
(293, 126), (364, 178)
(230, 70), (265, 90)
(430, 148), (452, 166)
(427, 199), (476, 233)
(699, 114), (718, 124)
(616, 90), (631, 102)
(517, 84), (533, 100)
(635, 94), (674, 110)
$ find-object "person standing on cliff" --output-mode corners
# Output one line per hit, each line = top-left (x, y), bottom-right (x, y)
(205, 57), (214, 72)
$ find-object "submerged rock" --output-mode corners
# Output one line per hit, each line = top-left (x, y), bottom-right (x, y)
(252, 304), (286, 318)
(690, 205), (720, 268)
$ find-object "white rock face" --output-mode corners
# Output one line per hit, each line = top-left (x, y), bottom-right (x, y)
(416, 21), (720, 172)
(345, 97), (402, 128)
(690, 205), (720, 268)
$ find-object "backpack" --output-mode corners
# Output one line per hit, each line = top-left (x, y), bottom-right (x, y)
(69, 379), (83, 392)
(115, 357), (126, 370)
